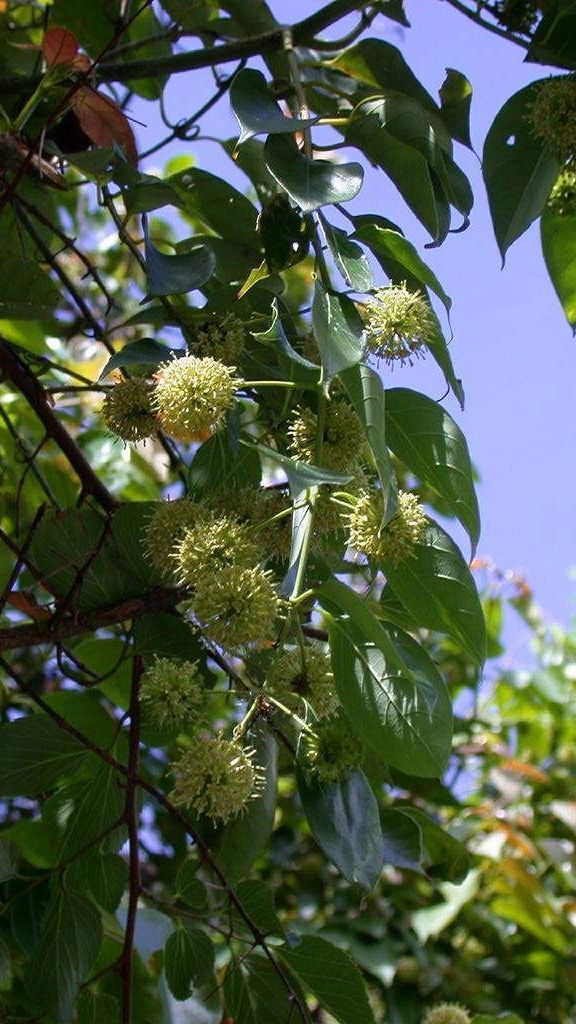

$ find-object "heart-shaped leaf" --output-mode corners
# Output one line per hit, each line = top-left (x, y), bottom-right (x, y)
(231, 68), (319, 145)
(264, 135), (363, 213)
(142, 214), (216, 296)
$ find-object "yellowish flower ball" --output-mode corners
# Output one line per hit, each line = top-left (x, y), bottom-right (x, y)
(288, 400), (365, 472)
(140, 657), (205, 731)
(348, 489), (427, 565)
(143, 498), (201, 579)
(423, 1004), (472, 1024)
(171, 737), (263, 823)
(267, 645), (339, 719)
(302, 714), (362, 783)
(173, 512), (260, 586)
(153, 355), (239, 443)
(364, 284), (435, 364)
(191, 313), (246, 364)
(192, 565), (280, 649)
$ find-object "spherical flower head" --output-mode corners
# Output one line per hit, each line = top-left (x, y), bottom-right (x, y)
(152, 355), (240, 443)
(171, 737), (264, 823)
(143, 498), (201, 579)
(267, 645), (339, 719)
(101, 378), (158, 442)
(215, 488), (293, 561)
(192, 314), (246, 364)
(529, 76), (576, 158)
(192, 565), (280, 649)
(364, 284), (435, 364)
(423, 1004), (471, 1024)
(288, 400), (365, 472)
(140, 657), (205, 732)
(348, 489), (427, 565)
(173, 513), (260, 586)
(302, 714), (362, 783)
(547, 167), (576, 216)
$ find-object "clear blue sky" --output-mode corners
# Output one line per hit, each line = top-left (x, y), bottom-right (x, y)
(136, 0), (576, 661)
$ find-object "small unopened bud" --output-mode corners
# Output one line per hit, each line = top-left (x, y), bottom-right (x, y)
(529, 76), (576, 159)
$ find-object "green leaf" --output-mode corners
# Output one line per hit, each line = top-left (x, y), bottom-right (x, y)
(328, 611), (453, 778)
(322, 219), (373, 292)
(526, 0), (576, 68)
(411, 869), (481, 943)
(224, 961), (258, 1024)
(483, 82), (560, 258)
(297, 768), (384, 890)
(0, 837), (19, 882)
(124, 7), (171, 100)
(381, 808), (423, 870)
(236, 953), (308, 1024)
(168, 167), (259, 247)
(143, 215), (216, 296)
(345, 100), (450, 243)
(231, 68), (319, 145)
(44, 766), (125, 862)
(246, 441), (353, 491)
(0, 935), (9, 984)
(174, 859), (209, 910)
(0, 714), (87, 797)
(381, 520), (487, 667)
(5, 820), (57, 869)
(99, 338), (173, 378)
(50, 0), (116, 51)
(278, 935), (376, 1024)
(133, 613), (206, 663)
(85, 853), (128, 912)
(77, 989), (120, 1024)
(352, 222), (451, 313)
(189, 430), (262, 499)
(332, 38), (437, 111)
(0, 257), (60, 320)
(439, 68), (473, 148)
(385, 387), (480, 554)
(541, 201), (576, 328)
(472, 1016), (525, 1024)
(232, 879), (285, 937)
(164, 927), (214, 1001)
(312, 282), (365, 379)
(339, 364), (397, 519)
(399, 807), (469, 882)
(26, 887), (102, 1019)
(264, 135), (363, 213)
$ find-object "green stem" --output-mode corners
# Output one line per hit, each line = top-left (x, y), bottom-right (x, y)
(233, 697), (260, 741)
(243, 380), (300, 389)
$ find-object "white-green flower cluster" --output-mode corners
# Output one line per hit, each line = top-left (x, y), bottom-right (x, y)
(140, 657), (205, 731)
(348, 489), (427, 565)
(173, 512), (260, 586)
(547, 167), (576, 216)
(153, 355), (240, 442)
(302, 714), (362, 783)
(288, 400), (365, 473)
(267, 645), (339, 719)
(143, 499), (201, 580)
(101, 378), (159, 442)
(422, 1005), (472, 1024)
(363, 284), (435, 364)
(171, 737), (263, 822)
(192, 565), (281, 649)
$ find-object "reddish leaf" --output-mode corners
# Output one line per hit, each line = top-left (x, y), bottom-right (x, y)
(43, 26), (79, 67)
(71, 86), (138, 166)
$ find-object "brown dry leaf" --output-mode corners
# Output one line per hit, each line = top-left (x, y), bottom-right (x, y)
(71, 85), (138, 166)
(42, 26), (79, 67)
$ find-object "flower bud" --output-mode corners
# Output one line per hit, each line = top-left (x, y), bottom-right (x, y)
(192, 565), (280, 649)
(363, 284), (435, 364)
(423, 1004), (471, 1024)
(348, 489), (427, 565)
(191, 314), (246, 364)
(143, 498), (201, 579)
(171, 737), (264, 823)
(288, 400), (365, 473)
(153, 355), (239, 442)
(140, 657), (205, 731)
(302, 714), (362, 783)
(267, 645), (339, 719)
(101, 378), (158, 442)
(173, 513), (260, 586)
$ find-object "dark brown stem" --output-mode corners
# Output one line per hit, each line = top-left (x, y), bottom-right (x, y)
(0, 340), (118, 514)
(0, 585), (186, 651)
(98, 0), (374, 80)
(119, 655), (143, 1024)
